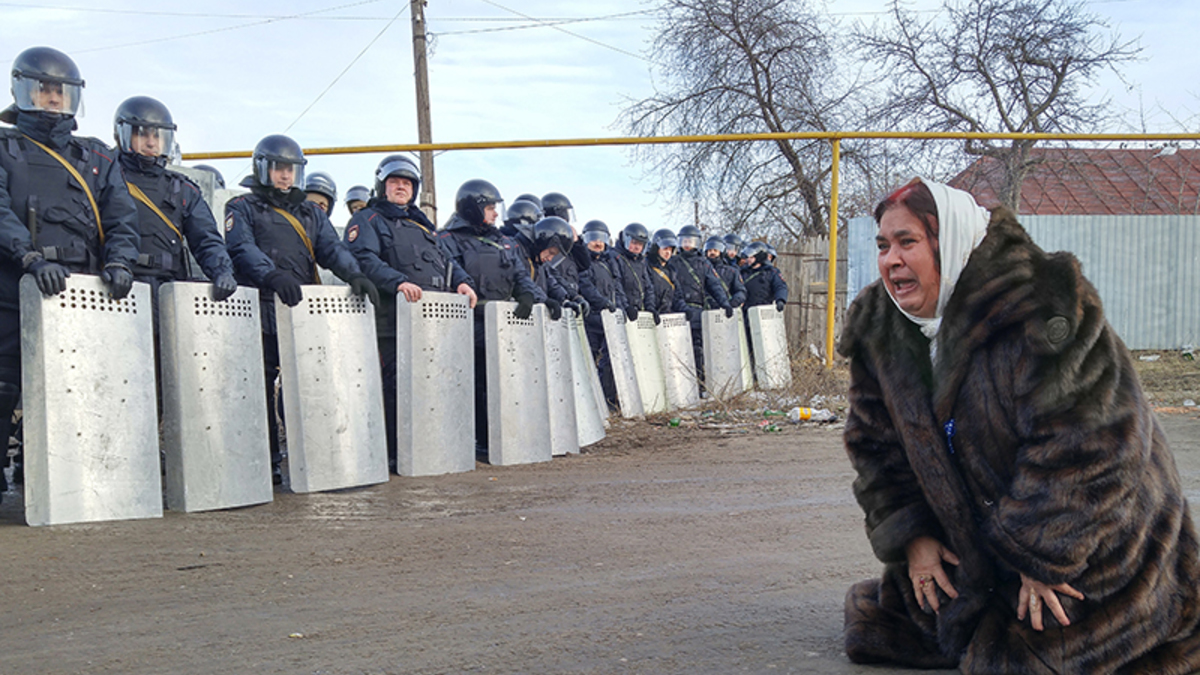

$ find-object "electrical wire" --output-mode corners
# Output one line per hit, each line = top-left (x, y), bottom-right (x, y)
(432, 9), (653, 37)
(473, 0), (649, 61)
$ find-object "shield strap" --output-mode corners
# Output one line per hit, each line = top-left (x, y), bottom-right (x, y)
(126, 181), (182, 239)
(271, 206), (322, 284)
(23, 135), (104, 244)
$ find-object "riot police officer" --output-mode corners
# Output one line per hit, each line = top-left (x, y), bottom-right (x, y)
(529, 216), (579, 314)
(344, 154), (476, 473)
(540, 191), (595, 319)
(647, 228), (684, 319)
(225, 133), (378, 483)
(113, 96), (236, 297)
(705, 237), (747, 308)
(668, 225), (732, 389)
(499, 199), (567, 317)
(0, 47), (141, 497)
(614, 223), (656, 322)
(723, 233), (746, 267)
(740, 241), (788, 311)
(579, 220), (626, 410)
(438, 179), (540, 458)
(344, 185), (370, 216)
(303, 171), (337, 216)
(192, 164), (226, 189)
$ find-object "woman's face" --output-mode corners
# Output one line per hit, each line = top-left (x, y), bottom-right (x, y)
(877, 206), (940, 318)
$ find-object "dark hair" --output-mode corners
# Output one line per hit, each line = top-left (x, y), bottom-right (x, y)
(874, 179), (940, 270)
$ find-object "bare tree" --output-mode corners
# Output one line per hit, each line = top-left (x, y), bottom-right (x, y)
(857, 0), (1139, 211)
(623, 0), (872, 239)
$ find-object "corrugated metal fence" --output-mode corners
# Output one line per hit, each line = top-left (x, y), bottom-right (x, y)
(846, 215), (1200, 350)
(775, 237), (847, 359)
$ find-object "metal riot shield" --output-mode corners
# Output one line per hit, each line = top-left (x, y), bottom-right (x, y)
(485, 301), (552, 466)
(736, 310), (754, 390)
(626, 311), (668, 414)
(542, 309), (579, 456)
(20, 275), (161, 526)
(395, 292), (474, 477)
(159, 282), (272, 512)
(275, 287), (389, 492)
(747, 305), (793, 390)
(601, 309), (643, 418)
(656, 313), (699, 410)
(702, 309), (748, 399)
(567, 310), (605, 447)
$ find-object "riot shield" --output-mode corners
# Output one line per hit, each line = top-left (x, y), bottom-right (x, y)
(542, 310), (579, 456)
(626, 311), (668, 414)
(567, 310), (606, 447)
(275, 287), (389, 492)
(159, 282), (272, 512)
(747, 305), (793, 390)
(395, 292), (474, 476)
(702, 309), (748, 399)
(657, 313), (699, 410)
(736, 310), (754, 390)
(601, 309), (642, 418)
(485, 302), (552, 466)
(20, 275), (161, 526)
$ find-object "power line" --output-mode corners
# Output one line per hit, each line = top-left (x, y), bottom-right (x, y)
(0, 1), (383, 19)
(432, 10), (654, 37)
(474, 0), (649, 61)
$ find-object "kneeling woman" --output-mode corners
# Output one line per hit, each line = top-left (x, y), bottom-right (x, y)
(840, 179), (1200, 674)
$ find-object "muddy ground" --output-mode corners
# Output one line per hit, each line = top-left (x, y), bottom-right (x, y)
(1, 356), (1198, 675)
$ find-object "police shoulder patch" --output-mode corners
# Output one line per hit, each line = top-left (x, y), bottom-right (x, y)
(224, 214), (235, 233)
(347, 224), (359, 242)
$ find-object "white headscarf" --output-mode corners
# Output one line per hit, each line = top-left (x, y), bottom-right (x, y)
(884, 178), (990, 361)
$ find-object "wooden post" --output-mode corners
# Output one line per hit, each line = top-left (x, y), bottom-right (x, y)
(411, 0), (437, 222)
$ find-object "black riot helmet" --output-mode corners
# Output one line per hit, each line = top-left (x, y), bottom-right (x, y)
(650, 228), (678, 259)
(621, 222), (650, 246)
(252, 134), (306, 189)
(345, 185), (370, 211)
(192, 164), (226, 189)
(704, 236), (726, 256)
(581, 219), (610, 247)
(533, 216), (574, 258)
(304, 171), (338, 212)
(10, 46), (84, 117)
(113, 96), (176, 158)
(504, 199), (543, 241)
(765, 243), (778, 262)
(374, 153), (420, 205)
(724, 233), (745, 251)
(741, 241), (770, 265)
(455, 179), (503, 227)
(515, 193), (543, 210)
(677, 224), (703, 251)
(541, 192), (574, 222)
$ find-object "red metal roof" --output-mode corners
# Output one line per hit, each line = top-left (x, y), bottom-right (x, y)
(948, 147), (1200, 215)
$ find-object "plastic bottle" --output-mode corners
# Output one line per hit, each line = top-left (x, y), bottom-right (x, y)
(788, 406), (837, 423)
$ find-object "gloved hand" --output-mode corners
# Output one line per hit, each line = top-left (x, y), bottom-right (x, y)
(625, 305), (638, 322)
(545, 298), (563, 321)
(562, 299), (580, 317)
(724, 304), (734, 318)
(264, 269), (303, 307)
(348, 274), (380, 307)
(514, 293), (534, 320)
(572, 296), (590, 318)
(652, 311), (661, 326)
(605, 300), (616, 313)
(212, 272), (238, 302)
(775, 299), (786, 313)
(26, 258), (70, 296)
(101, 264), (134, 300)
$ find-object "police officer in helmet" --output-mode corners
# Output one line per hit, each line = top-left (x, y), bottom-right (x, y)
(705, 235), (747, 310)
(438, 179), (541, 459)
(344, 153), (476, 472)
(740, 241), (788, 312)
(647, 228), (684, 320)
(225, 133), (379, 483)
(499, 199), (568, 319)
(303, 171), (338, 216)
(344, 185), (370, 216)
(667, 225), (732, 392)
(0, 47), (141, 497)
(113, 95), (236, 299)
(540, 191), (596, 321)
(614, 223), (657, 324)
(192, 164), (225, 190)
(578, 220), (627, 410)
(723, 233), (746, 266)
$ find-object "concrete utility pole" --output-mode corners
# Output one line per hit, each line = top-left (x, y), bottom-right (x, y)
(411, 0), (436, 221)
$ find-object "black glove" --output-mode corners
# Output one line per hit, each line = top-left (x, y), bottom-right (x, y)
(264, 269), (303, 307)
(562, 299), (580, 316)
(545, 298), (562, 321)
(26, 258), (70, 296)
(212, 272), (238, 302)
(573, 296), (590, 318)
(348, 274), (380, 307)
(775, 299), (786, 313)
(101, 264), (134, 300)
(652, 311), (661, 326)
(605, 300), (616, 313)
(724, 304), (734, 318)
(514, 293), (534, 320)
(625, 305), (638, 322)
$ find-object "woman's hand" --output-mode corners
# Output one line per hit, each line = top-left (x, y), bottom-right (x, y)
(1017, 572), (1084, 631)
(906, 535), (961, 612)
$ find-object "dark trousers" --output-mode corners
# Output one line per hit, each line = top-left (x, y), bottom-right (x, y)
(585, 315), (617, 410)
(378, 333), (398, 472)
(261, 332), (283, 468)
(686, 308), (705, 393)
(473, 312), (488, 451)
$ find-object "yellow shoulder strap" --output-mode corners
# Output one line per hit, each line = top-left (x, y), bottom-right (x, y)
(270, 206), (322, 284)
(22, 135), (105, 244)
(126, 181), (182, 239)
(652, 266), (676, 290)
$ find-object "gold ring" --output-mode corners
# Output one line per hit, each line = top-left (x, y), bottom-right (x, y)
(917, 576), (928, 587)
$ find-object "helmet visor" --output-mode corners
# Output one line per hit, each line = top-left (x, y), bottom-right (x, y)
(117, 122), (175, 158)
(581, 230), (610, 246)
(256, 157), (305, 190)
(678, 235), (701, 250)
(13, 76), (82, 116)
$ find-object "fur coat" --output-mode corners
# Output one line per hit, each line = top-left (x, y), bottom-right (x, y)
(839, 208), (1200, 674)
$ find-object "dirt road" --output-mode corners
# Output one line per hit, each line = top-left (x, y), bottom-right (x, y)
(3, 412), (1200, 675)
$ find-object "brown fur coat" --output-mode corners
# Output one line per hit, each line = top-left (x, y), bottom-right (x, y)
(839, 208), (1200, 674)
